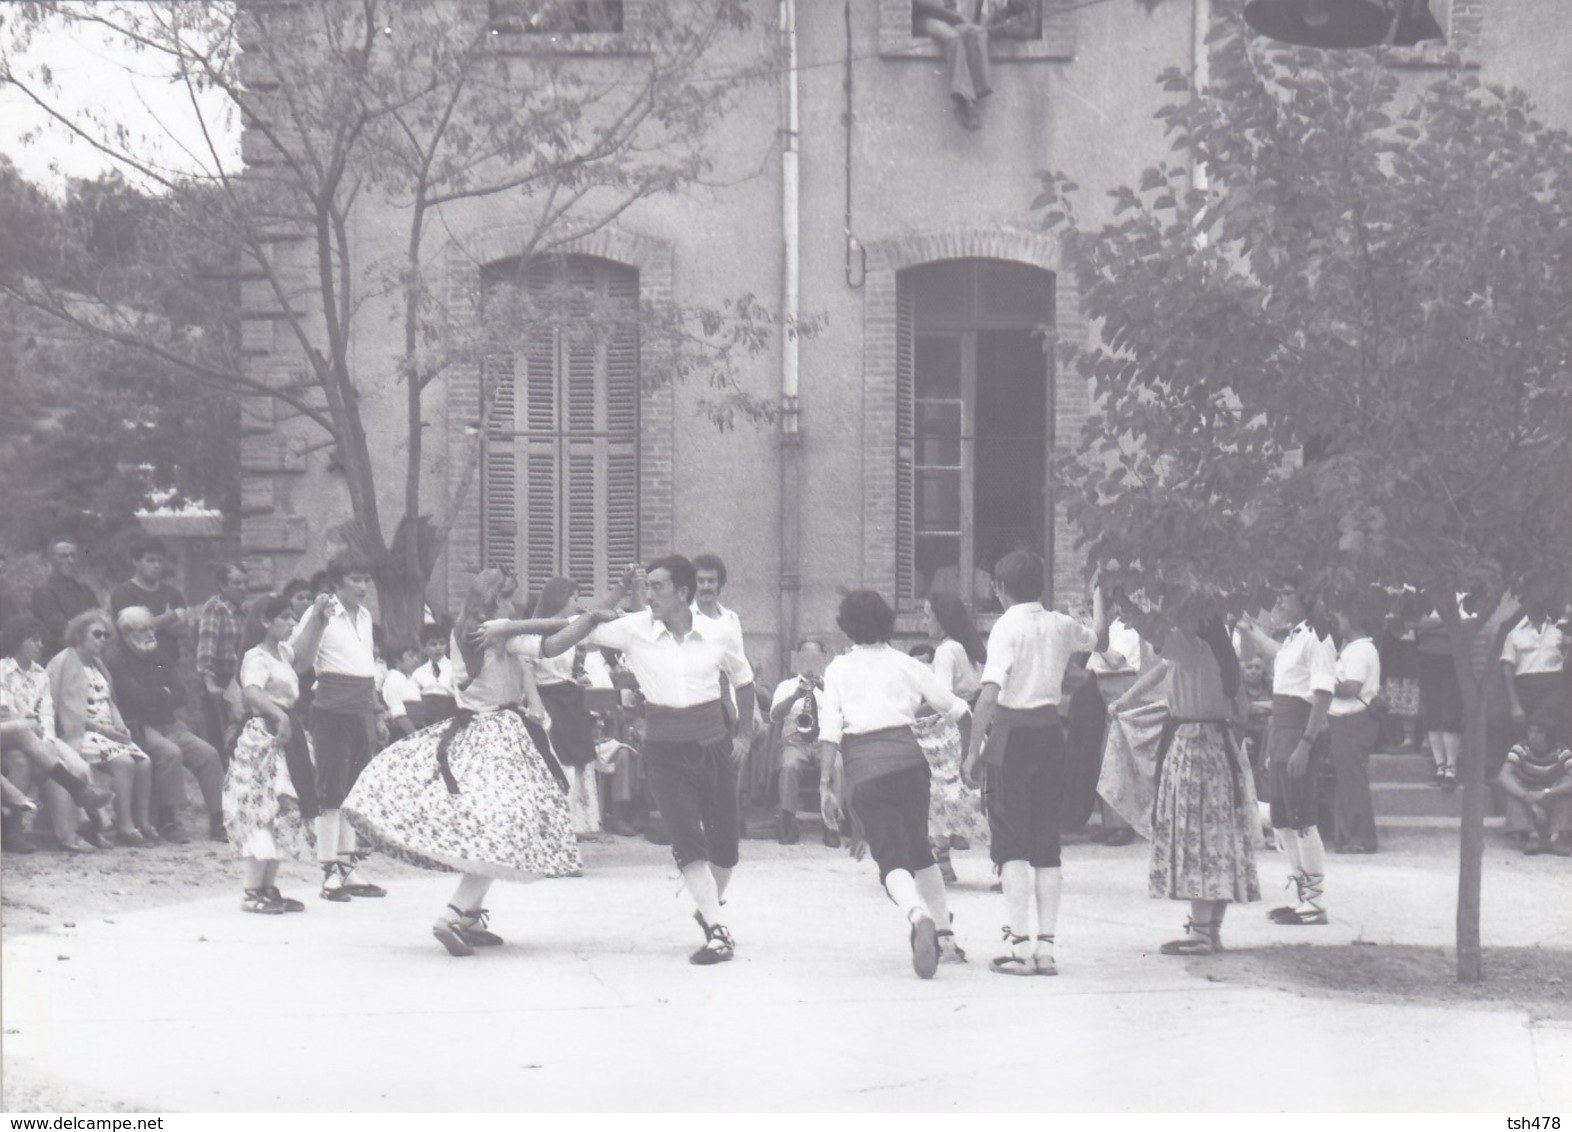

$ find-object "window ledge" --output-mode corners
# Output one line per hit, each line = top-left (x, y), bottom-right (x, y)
(880, 0), (1076, 62)
(487, 31), (645, 56)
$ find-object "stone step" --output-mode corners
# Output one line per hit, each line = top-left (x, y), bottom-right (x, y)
(1368, 752), (1444, 784)
(1371, 780), (1466, 818)
(1377, 814), (1505, 831)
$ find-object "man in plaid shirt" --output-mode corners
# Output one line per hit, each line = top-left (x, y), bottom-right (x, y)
(195, 563), (248, 765)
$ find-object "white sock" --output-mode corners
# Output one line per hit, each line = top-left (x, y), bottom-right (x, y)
(681, 860), (724, 925)
(1034, 867), (1062, 941)
(883, 868), (925, 921)
(1279, 826), (1304, 876)
(913, 865), (951, 926)
(1298, 826), (1326, 887)
(315, 811), (341, 866)
(710, 863), (732, 904)
(338, 817), (357, 858)
(1001, 859), (1033, 938)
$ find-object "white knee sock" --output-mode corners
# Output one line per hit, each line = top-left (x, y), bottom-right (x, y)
(913, 865), (951, 926)
(1034, 867), (1062, 940)
(448, 873), (493, 918)
(1001, 859), (1033, 938)
(1279, 826), (1304, 875)
(710, 863), (732, 904)
(681, 860), (724, 926)
(883, 868), (925, 921)
(1297, 826), (1326, 891)
(315, 810), (340, 865)
(338, 818), (357, 857)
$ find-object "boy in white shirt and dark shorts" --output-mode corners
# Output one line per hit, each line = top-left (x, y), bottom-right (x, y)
(964, 552), (1102, 976)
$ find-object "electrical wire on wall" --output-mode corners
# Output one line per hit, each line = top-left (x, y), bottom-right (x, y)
(844, 0), (865, 288)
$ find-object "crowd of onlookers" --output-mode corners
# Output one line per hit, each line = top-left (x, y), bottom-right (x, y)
(2, 531), (1569, 864)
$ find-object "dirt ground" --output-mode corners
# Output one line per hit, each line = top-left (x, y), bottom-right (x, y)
(5, 820), (1568, 1111)
(1200, 943), (1572, 1023)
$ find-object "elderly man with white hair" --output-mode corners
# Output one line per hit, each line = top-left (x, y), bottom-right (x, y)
(109, 605), (226, 843)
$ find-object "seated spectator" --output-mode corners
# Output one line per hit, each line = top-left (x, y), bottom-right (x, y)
(45, 610), (154, 847)
(1, 767), (40, 853)
(413, 624), (457, 724)
(769, 640), (832, 846)
(1498, 720), (1572, 856)
(380, 638), (426, 741)
(1, 617), (117, 851)
(109, 606), (226, 843)
(913, 0), (1036, 129)
(108, 536), (188, 658)
(30, 536), (99, 659)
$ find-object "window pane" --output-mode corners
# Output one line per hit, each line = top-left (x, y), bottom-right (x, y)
(916, 535), (959, 598)
(915, 335), (961, 397)
(975, 261), (1054, 325)
(917, 470), (961, 531)
(917, 402), (961, 466)
(908, 261), (970, 325)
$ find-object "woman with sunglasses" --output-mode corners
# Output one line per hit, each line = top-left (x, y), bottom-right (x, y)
(45, 609), (153, 847)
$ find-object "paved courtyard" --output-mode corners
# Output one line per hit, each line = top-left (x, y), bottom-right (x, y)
(4, 832), (1570, 1111)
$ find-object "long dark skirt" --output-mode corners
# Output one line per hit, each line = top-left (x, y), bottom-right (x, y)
(538, 680), (596, 768)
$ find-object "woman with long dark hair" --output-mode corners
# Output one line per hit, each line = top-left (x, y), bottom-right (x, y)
(343, 569), (612, 957)
(224, 593), (315, 914)
(1119, 616), (1260, 954)
(532, 577), (602, 834)
(917, 591), (989, 881)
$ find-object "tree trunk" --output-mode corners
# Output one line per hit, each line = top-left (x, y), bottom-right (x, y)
(1454, 679), (1487, 984)
(375, 567), (430, 642)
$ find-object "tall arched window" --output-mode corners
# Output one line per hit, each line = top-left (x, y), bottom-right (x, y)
(480, 254), (639, 597)
(896, 258), (1054, 610)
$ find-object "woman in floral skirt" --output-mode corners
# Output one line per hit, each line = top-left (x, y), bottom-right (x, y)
(913, 592), (989, 882)
(343, 569), (613, 957)
(224, 594), (315, 913)
(1118, 617), (1260, 955)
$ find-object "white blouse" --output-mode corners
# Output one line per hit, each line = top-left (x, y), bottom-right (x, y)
(241, 643), (300, 710)
(819, 644), (968, 745)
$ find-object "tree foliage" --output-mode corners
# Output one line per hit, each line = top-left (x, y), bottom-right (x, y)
(1036, 2), (1572, 981)
(1, 0), (791, 632)
(1039, 15), (1572, 636)
(0, 159), (237, 564)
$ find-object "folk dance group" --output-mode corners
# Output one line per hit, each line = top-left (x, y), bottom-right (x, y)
(221, 547), (1342, 977)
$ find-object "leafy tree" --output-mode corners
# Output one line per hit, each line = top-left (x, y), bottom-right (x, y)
(1, 0), (789, 634)
(1036, 4), (1572, 982)
(0, 160), (237, 565)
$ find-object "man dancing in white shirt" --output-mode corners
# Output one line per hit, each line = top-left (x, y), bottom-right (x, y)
(964, 552), (1103, 976)
(564, 556), (753, 964)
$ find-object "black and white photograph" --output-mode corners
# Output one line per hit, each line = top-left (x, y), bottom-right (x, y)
(1, 0), (1570, 1116)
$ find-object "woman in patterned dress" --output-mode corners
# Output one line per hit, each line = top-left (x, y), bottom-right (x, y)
(343, 569), (613, 957)
(914, 592), (989, 882)
(1125, 618), (1260, 955)
(46, 609), (153, 846)
(224, 594), (315, 914)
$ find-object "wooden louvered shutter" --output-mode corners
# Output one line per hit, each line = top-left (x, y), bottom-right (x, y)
(895, 282), (917, 606)
(603, 266), (639, 587)
(481, 343), (519, 569)
(563, 260), (640, 596)
(521, 258), (560, 594)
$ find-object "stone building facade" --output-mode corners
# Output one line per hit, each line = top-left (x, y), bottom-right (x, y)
(236, 0), (1570, 676)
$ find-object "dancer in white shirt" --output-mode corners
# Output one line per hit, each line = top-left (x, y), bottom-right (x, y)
(964, 553), (1103, 976)
(819, 590), (971, 979)
(574, 556), (754, 965)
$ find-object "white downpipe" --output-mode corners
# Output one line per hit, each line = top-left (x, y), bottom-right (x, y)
(781, 0), (801, 404)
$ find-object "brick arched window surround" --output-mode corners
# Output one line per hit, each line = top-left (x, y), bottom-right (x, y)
(860, 227), (1088, 613)
(441, 225), (675, 612)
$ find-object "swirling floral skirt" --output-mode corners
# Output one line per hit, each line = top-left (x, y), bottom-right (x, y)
(911, 713), (989, 844)
(1149, 723), (1260, 903)
(222, 718), (313, 862)
(344, 710), (582, 881)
